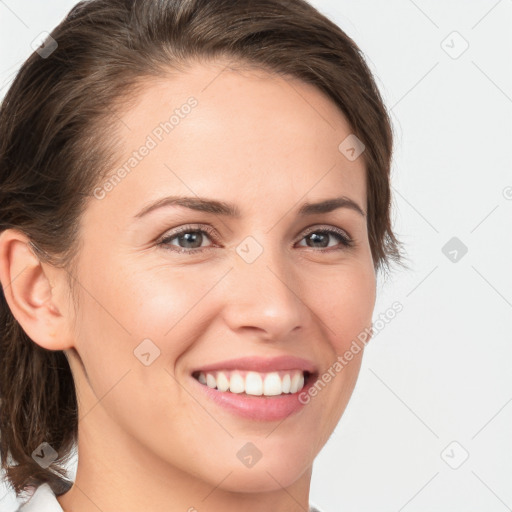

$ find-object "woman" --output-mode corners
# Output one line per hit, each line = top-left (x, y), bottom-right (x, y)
(0, 0), (404, 510)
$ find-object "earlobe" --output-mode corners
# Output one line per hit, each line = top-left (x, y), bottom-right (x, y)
(0, 229), (74, 351)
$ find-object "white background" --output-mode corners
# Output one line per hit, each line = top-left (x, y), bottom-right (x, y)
(1, 1), (511, 511)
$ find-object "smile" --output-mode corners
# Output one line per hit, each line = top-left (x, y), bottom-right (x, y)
(192, 369), (309, 396)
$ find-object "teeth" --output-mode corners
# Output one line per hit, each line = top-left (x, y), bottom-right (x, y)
(246, 371), (263, 395)
(229, 371), (245, 393)
(290, 372), (304, 393)
(206, 373), (216, 389)
(196, 369), (307, 396)
(281, 374), (291, 393)
(216, 372), (230, 392)
(263, 372), (282, 396)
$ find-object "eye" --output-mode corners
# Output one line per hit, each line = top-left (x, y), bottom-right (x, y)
(157, 224), (354, 254)
(296, 226), (353, 251)
(157, 224), (217, 253)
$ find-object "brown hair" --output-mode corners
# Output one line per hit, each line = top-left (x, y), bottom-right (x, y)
(0, 0), (405, 498)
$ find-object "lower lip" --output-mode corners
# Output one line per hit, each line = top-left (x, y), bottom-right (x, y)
(190, 373), (317, 421)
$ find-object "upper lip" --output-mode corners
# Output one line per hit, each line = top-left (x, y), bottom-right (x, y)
(191, 355), (317, 375)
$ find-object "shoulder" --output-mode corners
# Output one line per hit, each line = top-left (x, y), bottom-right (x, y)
(16, 483), (64, 512)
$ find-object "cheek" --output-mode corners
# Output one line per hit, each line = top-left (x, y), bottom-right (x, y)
(79, 259), (205, 338)
(314, 260), (376, 350)
(69, 264), (201, 430)
(290, 260), (375, 452)
(72, 261), (224, 394)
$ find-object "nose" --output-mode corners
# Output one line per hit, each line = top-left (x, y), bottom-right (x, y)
(220, 241), (308, 342)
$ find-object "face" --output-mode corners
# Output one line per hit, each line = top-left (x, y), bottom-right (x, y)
(65, 60), (376, 493)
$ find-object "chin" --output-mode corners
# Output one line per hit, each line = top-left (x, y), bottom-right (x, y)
(200, 450), (312, 493)
(213, 466), (307, 494)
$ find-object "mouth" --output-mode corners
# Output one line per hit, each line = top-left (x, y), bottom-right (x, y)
(191, 369), (314, 397)
(188, 355), (319, 421)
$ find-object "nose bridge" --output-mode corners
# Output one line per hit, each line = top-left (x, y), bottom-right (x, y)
(223, 233), (306, 338)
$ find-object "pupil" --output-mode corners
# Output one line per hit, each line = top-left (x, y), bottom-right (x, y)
(181, 232), (202, 248)
(308, 233), (328, 248)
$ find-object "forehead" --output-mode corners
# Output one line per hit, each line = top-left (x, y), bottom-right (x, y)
(87, 61), (367, 223)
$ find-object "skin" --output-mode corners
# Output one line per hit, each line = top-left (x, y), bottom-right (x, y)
(0, 60), (376, 512)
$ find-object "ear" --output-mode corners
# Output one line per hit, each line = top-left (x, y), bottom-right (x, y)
(0, 229), (75, 351)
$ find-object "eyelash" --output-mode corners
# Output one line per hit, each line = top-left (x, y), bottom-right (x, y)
(156, 224), (354, 254)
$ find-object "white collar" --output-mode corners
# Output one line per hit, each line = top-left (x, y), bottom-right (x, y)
(18, 483), (63, 512)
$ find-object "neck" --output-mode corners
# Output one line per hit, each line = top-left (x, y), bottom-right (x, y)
(57, 403), (313, 512)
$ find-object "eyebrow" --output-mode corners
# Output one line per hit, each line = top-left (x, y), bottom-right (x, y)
(134, 195), (365, 219)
